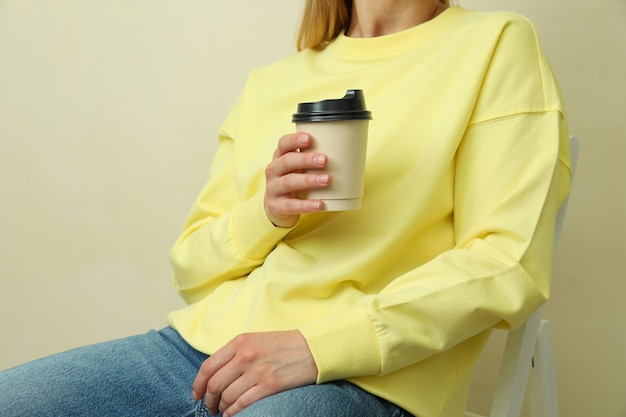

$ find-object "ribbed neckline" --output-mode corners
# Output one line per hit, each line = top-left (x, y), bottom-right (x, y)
(327, 6), (466, 59)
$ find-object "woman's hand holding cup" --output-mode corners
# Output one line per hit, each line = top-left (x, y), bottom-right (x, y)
(264, 133), (330, 228)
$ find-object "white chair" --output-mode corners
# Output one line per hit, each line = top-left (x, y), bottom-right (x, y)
(466, 135), (580, 417)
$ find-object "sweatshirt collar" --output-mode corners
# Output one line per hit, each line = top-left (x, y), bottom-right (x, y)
(327, 6), (465, 59)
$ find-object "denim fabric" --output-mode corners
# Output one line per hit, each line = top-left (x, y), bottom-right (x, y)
(0, 327), (205, 416)
(0, 327), (411, 417)
(223, 381), (414, 417)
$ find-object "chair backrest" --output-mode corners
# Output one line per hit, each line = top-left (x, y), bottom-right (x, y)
(468, 135), (579, 417)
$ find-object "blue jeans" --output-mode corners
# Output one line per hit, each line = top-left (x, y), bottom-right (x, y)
(0, 327), (411, 417)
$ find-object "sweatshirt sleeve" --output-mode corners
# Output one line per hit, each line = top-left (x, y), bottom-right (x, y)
(299, 112), (572, 383)
(169, 97), (294, 305)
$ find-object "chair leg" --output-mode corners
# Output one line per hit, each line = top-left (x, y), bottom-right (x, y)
(528, 319), (560, 417)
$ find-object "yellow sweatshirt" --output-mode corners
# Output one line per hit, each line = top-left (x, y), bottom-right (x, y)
(168, 7), (572, 416)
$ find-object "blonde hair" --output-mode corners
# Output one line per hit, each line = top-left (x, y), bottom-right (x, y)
(297, 0), (453, 51)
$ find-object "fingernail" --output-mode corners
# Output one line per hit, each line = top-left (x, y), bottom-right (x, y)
(310, 201), (323, 210)
(313, 155), (325, 165)
(316, 174), (330, 184)
(299, 134), (308, 145)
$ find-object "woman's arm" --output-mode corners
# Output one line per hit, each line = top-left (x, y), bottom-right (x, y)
(170, 129), (330, 304)
(298, 111), (572, 382)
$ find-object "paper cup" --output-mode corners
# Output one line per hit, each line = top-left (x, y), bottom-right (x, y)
(292, 90), (372, 211)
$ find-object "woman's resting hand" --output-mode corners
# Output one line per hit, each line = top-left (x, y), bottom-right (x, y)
(192, 330), (319, 417)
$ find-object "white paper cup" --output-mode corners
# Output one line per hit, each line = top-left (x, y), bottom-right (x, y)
(296, 119), (369, 211)
(292, 90), (372, 212)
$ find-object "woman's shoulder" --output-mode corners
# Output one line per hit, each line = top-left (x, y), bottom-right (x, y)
(245, 48), (316, 90)
(445, 7), (544, 63)
(454, 6), (538, 37)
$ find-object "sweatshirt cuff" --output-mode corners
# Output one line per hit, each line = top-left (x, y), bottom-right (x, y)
(297, 306), (381, 383)
(232, 192), (294, 260)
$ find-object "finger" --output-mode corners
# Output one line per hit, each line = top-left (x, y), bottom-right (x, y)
(267, 172), (331, 198)
(191, 361), (212, 401)
(281, 151), (327, 175)
(191, 348), (235, 401)
(217, 374), (257, 415)
(266, 151), (327, 182)
(222, 385), (268, 417)
(204, 365), (244, 417)
(266, 195), (325, 216)
(274, 133), (312, 158)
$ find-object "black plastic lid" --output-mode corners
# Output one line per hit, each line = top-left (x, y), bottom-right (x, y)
(292, 90), (372, 122)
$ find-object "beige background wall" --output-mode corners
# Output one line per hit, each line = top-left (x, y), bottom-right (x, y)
(0, 1), (624, 416)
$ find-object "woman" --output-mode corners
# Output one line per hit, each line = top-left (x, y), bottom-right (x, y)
(0, 0), (572, 416)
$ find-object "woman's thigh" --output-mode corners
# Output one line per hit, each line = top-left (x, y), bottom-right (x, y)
(2, 328), (411, 417)
(0, 327), (208, 417)
(204, 381), (412, 417)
